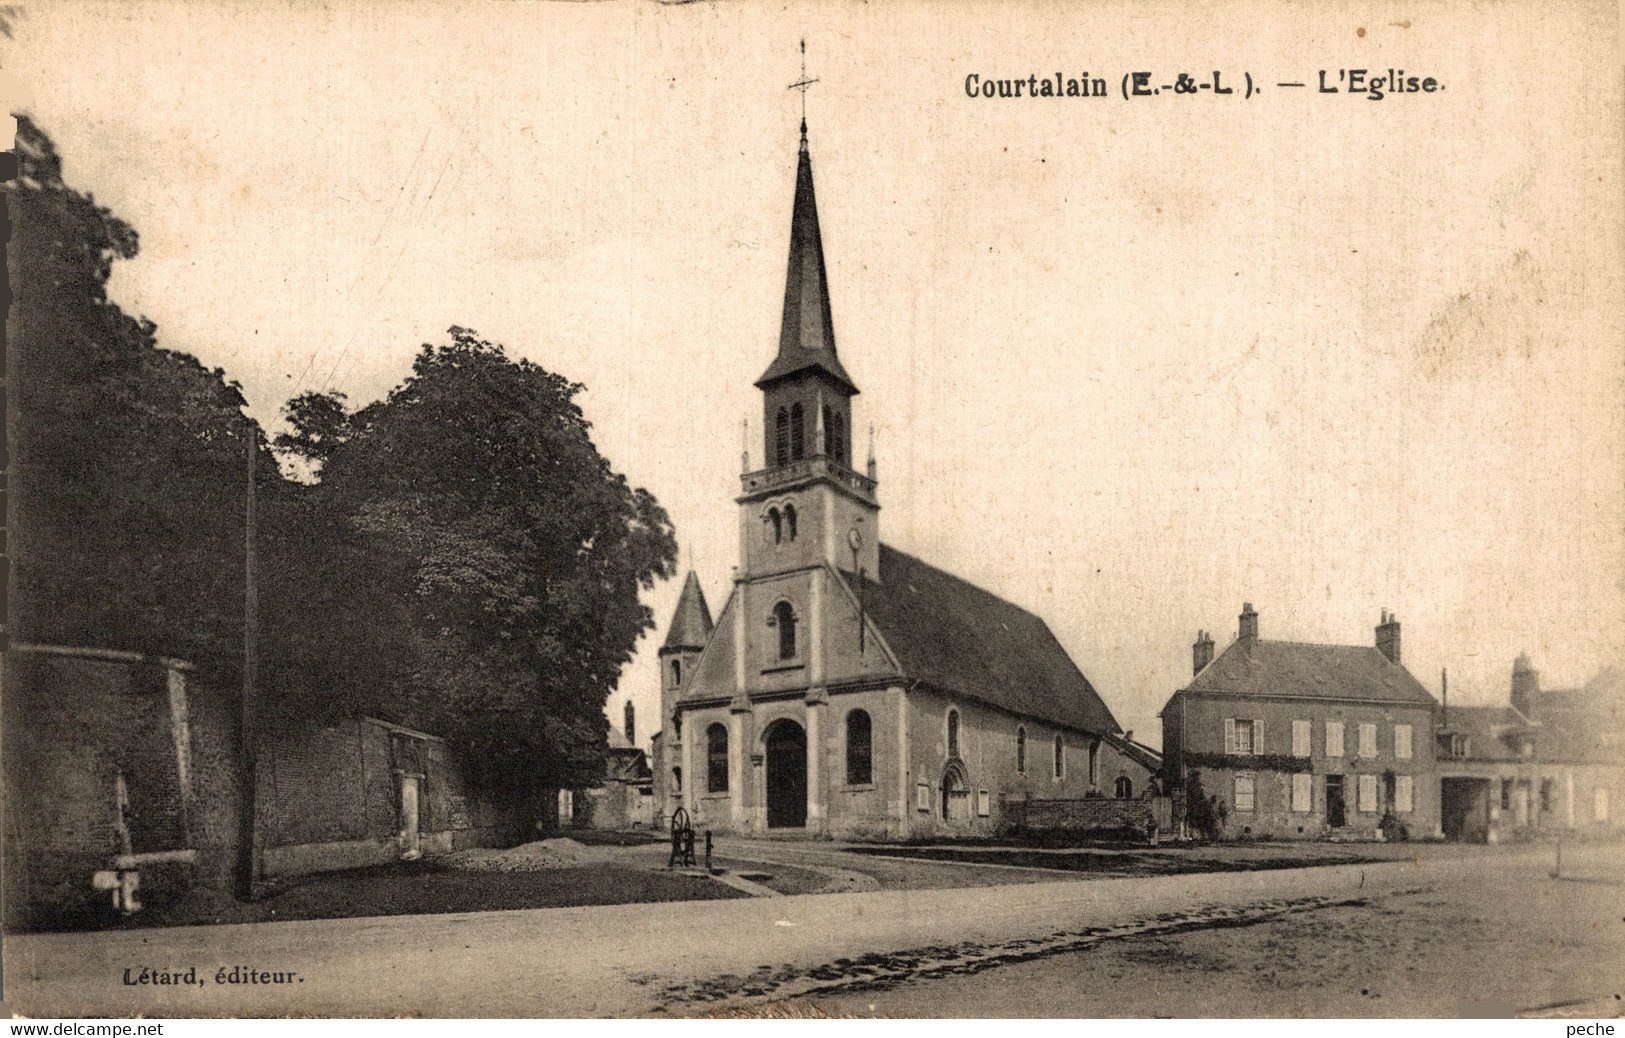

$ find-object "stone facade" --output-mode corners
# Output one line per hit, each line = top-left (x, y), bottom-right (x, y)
(1162, 606), (1441, 841)
(650, 120), (1154, 841)
(2, 645), (233, 929)
(2, 644), (528, 929)
(1436, 658), (1623, 843)
(255, 717), (528, 878)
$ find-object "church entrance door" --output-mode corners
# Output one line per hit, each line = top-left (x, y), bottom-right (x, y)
(765, 720), (808, 829)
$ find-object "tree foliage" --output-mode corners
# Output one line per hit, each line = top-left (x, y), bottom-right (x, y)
(275, 328), (677, 786)
(9, 115), (275, 673)
(10, 117), (676, 794)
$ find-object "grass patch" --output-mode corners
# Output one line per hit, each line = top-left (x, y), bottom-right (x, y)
(48, 861), (745, 933)
(555, 829), (668, 847)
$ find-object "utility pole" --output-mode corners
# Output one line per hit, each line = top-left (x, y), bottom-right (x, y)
(236, 423), (260, 899)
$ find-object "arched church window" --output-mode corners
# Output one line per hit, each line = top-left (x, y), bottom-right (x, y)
(947, 709), (961, 758)
(775, 408), (790, 467)
(670, 659), (681, 687)
(846, 710), (872, 785)
(1088, 740), (1100, 787)
(1017, 726), (1027, 774)
(766, 507), (782, 545)
(772, 601), (797, 660)
(784, 504), (798, 542)
(790, 403), (805, 460)
(1053, 735), (1065, 780)
(706, 723), (729, 793)
(1115, 776), (1133, 799)
(673, 767), (682, 793)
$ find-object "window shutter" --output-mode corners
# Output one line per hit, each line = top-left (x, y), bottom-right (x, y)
(1253, 718), (1265, 755)
(1292, 772), (1312, 812)
(1225, 718), (1236, 755)
(1358, 774), (1378, 813)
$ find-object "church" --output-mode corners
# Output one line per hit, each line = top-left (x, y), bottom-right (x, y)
(648, 118), (1153, 839)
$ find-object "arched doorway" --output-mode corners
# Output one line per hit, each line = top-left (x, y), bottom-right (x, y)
(764, 719), (808, 829)
(941, 761), (971, 822)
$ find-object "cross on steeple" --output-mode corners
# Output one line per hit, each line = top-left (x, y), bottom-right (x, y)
(787, 38), (819, 148)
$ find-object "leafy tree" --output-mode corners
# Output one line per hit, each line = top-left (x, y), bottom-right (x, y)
(275, 328), (677, 788)
(8, 115), (276, 672)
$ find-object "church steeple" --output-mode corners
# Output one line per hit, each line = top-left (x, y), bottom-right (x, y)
(658, 570), (713, 735)
(755, 122), (858, 396)
(737, 105), (879, 584)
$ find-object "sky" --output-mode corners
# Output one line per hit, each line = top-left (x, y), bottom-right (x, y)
(8, 0), (1623, 750)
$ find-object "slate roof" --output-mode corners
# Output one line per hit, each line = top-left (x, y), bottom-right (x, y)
(755, 132), (858, 394)
(858, 544), (1120, 735)
(661, 571), (715, 651)
(1525, 666), (1625, 723)
(1183, 638), (1437, 706)
(1438, 705), (1532, 762)
(605, 725), (652, 781)
(1523, 666), (1625, 763)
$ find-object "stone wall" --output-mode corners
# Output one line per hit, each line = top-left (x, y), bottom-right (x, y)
(2, 646), (533, 929)
(1000, 793), (1176, 836)
(256, 718), (530, 879)
(2, 648), (214, 930)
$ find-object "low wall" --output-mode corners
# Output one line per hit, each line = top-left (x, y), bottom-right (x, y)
(3, 647), (534, 929)
(2, 648), (224, 930)
(1001, 794), (1174, 836)
(256, 718), (530, 879)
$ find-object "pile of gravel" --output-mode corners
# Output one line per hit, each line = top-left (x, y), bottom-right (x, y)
(442, 837), (612, 873)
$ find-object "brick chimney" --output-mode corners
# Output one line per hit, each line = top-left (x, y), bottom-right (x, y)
(1511, 652), (1539, 718)
(1192, 630), (1215, 674)
(1237, 603), (1258, 644)
(1376, 609), (1401, 664)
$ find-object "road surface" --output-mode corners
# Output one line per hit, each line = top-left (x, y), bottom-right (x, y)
(5, 841), (1619, 1017)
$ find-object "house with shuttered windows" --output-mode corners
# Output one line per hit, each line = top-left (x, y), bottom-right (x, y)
(1160, 603), (1440, 840)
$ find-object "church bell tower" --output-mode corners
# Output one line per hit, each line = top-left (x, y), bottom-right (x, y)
(738, 117), (880, 583)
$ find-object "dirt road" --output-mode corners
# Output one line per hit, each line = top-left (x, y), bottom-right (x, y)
(11, 841), (1613, 1017)
(733, 841), (1625, 1019)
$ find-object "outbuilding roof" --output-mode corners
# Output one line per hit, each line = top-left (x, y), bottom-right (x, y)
(1521, 666), (1624, 763)
(1438, 705), (1533, 762)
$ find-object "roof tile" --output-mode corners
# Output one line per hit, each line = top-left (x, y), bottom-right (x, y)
(859, 545), (1120, 734)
